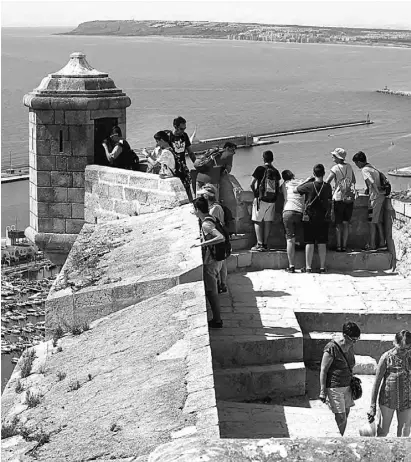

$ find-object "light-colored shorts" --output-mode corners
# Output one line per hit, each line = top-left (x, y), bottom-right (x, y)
(326, 386), (354, 414)
(252, 198), (276, 222)
(203, 260), (223, 294)
(370, 194), (385, 224)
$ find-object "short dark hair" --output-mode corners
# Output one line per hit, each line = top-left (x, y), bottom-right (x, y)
(173, 116), (186, 128)
(313, 163), (325, 177)
(281, 170), (294, 181)
(343, 321), (361, 338)
(192, 196), (209, 214)
(111, 126), (122, 137)
(154, 131), (170, 143)
(395, 330), (411, 347)
(263, 150), (274, 163)
(223, 141), (237, 150)
(352, 151), (367, 164)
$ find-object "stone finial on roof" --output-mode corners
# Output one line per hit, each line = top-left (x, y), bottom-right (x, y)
(52, 52), (107, 78)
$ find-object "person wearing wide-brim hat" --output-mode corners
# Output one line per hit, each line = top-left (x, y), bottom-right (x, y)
(325, 148), (356, 252)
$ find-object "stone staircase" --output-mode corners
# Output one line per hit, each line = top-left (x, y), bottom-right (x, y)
(207, 235), (409, 438)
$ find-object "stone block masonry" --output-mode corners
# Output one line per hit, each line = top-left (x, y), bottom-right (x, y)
(84, 165), (190, 223)
(391, 198), (411, 277)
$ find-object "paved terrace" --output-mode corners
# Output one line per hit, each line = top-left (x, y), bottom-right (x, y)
(210, 268), (411, 439)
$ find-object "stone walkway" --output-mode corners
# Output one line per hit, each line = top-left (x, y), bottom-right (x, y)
(209, 268), (411, 439)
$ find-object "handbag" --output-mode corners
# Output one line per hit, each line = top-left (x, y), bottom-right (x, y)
(302, 182), (324, 222)
(332, 340), (362, 400)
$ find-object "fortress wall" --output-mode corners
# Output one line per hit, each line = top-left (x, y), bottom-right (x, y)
(391, 198), (411, 278)
(84, 165), (189, 224)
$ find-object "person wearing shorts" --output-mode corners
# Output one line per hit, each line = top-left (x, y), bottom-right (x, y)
(319, 322), (361, 436)
(325, 148), (356, 252)
(250, 150), (281, 252)
(281, 170), (304, 272)
(296, 164), (332, 273)
(352, 151), (386, 250)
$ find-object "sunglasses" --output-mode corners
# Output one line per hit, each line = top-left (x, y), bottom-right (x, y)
(347, 335), (360, 343)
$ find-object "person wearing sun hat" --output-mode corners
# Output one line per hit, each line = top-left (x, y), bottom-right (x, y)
(325, 148), (356, 252)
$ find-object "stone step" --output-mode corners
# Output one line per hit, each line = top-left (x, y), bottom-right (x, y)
(295, 310), (410, 335)
(211, 335), (303, 369)
(227, 249), (392, 273)
(218, 400), (340, 439)
(230, 234), (250, 252)
(214, 362), (306, 401)
(303, 332), (395, 363)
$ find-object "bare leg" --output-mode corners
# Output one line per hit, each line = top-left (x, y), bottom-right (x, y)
(397, 409), (411, 437)
(219, 261), (227, 287)
(305, 243), (314, 270)
(342, 222), (349, 249)
(254, 222), (264, 246)
(334, 412), (348, 436)
(377, 405), (395, 436)
(286, 237), (296, 267)
(335, 224), (342, 249)
(318, 243), (327, 269)
(263, 221), (272, 247)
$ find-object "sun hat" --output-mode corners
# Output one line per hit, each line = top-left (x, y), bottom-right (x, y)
(331, 148), (347, 160)
(197, 183), (218, 198)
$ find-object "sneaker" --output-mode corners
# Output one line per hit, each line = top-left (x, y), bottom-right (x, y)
(319, 268), (327, 274)
(251, 244), (264, 252)
(218, 284), (228, 294)
(301, 267), (312, 273)
(285, 266), (295, 273)
(208, 319), (223, 329)
(262, 244), (269, 252)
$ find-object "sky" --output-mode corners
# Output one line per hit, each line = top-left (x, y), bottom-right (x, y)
(1, 0), (411, 30)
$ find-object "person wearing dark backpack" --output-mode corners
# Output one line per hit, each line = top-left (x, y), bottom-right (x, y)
(192, 196), (226, 329)
(250, 150), (281, 251)
(352, 151), (388, 251)
(325, 148), (357, 252)
(296, 164), (332, 273)
(102, 126), (139, 171)
(198, 183), (229, 294)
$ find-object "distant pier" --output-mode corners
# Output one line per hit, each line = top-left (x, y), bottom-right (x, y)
(376, 88), (411, 97)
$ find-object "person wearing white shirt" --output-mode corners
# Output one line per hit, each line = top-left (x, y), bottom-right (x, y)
(142, 131), (176, 178)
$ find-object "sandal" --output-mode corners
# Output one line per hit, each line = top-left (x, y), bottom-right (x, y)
(363, 244), (376, 251)
(301, 267), (312, 273)
(319, 268), (326, 274)
(285, 266), (295, 274)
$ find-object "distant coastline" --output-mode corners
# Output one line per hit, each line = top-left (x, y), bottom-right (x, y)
(58, 20), (411, 49)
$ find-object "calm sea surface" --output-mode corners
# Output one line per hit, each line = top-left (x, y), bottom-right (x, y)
(1, 27), (411, 232)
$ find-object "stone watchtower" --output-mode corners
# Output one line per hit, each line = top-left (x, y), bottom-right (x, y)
(24, 52), (131, 265)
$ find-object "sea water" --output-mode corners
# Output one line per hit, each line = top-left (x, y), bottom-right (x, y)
(1, 27), (411, 231)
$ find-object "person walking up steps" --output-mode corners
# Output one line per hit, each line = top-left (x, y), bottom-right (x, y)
(367, 330), (411, 437)
(250, 150), (281, 252)
(325, 148), (356, 252)
(281, 170), (304, 273)
(296, 164), (332, 273)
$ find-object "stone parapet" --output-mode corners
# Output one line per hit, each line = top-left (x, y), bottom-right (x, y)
(148, 436), (411, 462)
(391, 198), (411, 277)
(84, 165), (189, 223)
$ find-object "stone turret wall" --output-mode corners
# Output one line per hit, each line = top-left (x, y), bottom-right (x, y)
(84, 165), (190, 223)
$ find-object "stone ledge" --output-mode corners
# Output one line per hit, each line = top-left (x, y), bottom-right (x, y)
(148, 437), (411, 462)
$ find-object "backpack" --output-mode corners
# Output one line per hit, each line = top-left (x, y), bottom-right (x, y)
(337, 165), (355, 203)
(203, 216), (231, 261)
(194, 147), (221, 173)
(258, 165), (279, 203)
(378, 170), (392, 196)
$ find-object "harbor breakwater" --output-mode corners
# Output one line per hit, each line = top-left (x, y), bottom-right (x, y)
(376, 89), (411, 97)
(1, 166), (410, 461)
